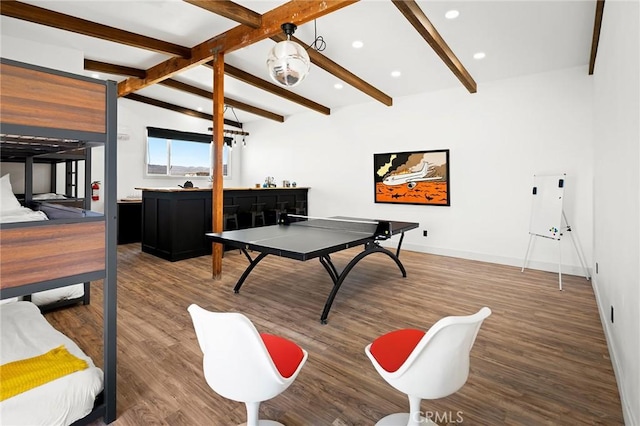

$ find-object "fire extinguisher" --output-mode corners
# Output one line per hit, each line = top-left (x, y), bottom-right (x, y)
(91, 181), (100, 201)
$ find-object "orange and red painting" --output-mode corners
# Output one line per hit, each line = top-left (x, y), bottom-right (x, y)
(374, 149), (450, 206)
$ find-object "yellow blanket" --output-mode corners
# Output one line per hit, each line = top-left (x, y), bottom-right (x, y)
(0, 345), (88, 401)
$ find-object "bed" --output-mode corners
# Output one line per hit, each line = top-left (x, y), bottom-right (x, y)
(1, 174), (88, 309)
(0, 57), (117, 424)
(0, 301), (104, 425)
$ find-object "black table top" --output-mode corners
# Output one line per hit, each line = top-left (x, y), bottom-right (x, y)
(206, 217), (418, 261)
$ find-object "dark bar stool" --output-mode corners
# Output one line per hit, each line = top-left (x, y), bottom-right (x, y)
(275, 201), (289, 223)
(295, 200), (307, 216)
(251, 203), (266, 227)
(223, 204), (239, 230)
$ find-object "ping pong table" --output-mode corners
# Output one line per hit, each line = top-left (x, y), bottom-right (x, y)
(206, 214), (419, 323)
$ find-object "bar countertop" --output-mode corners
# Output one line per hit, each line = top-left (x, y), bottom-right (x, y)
(135, 186), (309, 192)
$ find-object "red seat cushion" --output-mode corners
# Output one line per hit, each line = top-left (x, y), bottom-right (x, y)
(369, 329), (425, 373)
(260, 333), (304, 379)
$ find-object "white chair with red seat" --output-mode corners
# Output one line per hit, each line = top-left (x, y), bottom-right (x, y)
(188, 304), (308, 426)
(364, 307), (491, 426)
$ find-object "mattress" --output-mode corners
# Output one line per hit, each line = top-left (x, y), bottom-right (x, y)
(30, 284), (85, 306)
(0, 301), (104, 425)
(32, 193), (68, 200)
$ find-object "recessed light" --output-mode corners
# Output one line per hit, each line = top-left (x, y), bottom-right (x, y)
(391, 70), (402, 78)
(352, 40), (364, 49)
(197, 107), (203, 112)
(473, 52), (486, 60)
(91, 73), (100, 79)
(445, 10), (459, 19)
(334, 83), (344, 90)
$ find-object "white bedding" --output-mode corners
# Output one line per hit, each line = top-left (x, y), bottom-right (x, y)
(32, 193), (68, 200)
(31, 284), (85, 306)
(0, 206), (48, 223)
(0, 301), (104, 426)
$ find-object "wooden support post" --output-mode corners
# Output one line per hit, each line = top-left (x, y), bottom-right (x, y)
(211, 50), (224, 280)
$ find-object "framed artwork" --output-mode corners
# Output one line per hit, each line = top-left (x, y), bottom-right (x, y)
(373, 149), (450, 206)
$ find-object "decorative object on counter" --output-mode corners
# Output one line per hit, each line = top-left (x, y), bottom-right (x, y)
(179, 180), (194, 189)
(282, 180), (291, 188)
(264, 176), (276, 188)
(292, 182), (297, 187)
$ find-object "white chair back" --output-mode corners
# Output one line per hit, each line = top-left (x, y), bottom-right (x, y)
(367, 307), (491, 399)
(188, 304), (304, 403)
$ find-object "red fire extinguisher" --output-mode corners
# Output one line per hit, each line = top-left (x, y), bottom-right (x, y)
(91, 181), (100, 201)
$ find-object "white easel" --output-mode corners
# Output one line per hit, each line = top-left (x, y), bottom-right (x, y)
(522, 210), (590, 290)
(521, 174), (590, 290)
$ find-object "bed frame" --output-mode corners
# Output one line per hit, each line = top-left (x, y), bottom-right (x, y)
(8, 146), (89, 208)
(5, 151), (93, 311)
(0, 58), (117, 424)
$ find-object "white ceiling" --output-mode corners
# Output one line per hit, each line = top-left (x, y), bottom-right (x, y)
(0, 0), (597, 125)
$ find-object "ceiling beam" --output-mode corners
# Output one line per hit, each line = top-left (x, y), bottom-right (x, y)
(84, 59), (147, 79)
(183, 0), (262, 28)
(84, 59), (284, 122)
(272, 33), (393, 106)
(123, 93), (243, 129)
(191, 0), (390, 107)
(589, 0), (605, 75)
(391, 0), (477, 94)
(160, 79), (285, 122)
(223, 64), (330, 115)
(119, 0), (357, 96)
(194, 0), (357, 56)
(1, 1), (191, 58)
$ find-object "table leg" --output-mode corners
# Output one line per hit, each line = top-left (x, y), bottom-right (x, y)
(234, 250), (269, 293)
(319, 242), (406, 324)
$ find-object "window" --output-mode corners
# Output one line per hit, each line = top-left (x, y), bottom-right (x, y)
(146, 127), (230, 177)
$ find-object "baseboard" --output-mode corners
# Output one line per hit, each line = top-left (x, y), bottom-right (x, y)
(591, 275), (636, 426)
(394, 242), (592, 278)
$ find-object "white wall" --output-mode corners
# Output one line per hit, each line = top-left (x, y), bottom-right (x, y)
(0, 36), (104, 210)
(241, 67), (595, 275)
(0, 35), (83, 74)
(0, 162), (60, 194)
(592, 1), (640, 424)
(116, 98), (243, 198)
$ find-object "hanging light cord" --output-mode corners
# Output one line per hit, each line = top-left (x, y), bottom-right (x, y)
(307, 20), (326, 52)
(229, 106), (241, 128)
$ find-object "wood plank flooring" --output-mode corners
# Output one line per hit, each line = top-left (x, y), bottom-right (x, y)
(45, 243), (624, 425)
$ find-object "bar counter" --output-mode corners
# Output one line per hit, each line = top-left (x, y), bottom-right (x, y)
(135, 186), (309, 261)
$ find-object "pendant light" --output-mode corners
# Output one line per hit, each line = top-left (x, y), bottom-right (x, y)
(267, 23), (310, 87)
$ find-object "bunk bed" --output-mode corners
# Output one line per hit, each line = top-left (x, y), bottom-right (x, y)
(0, 58), (117, 425)
(2, 150), (92, 311)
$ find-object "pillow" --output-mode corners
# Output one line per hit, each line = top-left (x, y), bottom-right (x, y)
(0, 174), (22, 212)
(33, 193), (66, 200)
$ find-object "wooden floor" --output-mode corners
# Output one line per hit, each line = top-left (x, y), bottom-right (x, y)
(46, 243), (624, 426)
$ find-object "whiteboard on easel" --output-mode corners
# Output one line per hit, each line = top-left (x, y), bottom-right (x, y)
(528, 174), (565, 240)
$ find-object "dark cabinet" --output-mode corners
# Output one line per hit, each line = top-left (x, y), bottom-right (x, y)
(140, 190), (212, 261)
(138, 187), (308, 261)
(117, 201), (142, 244)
